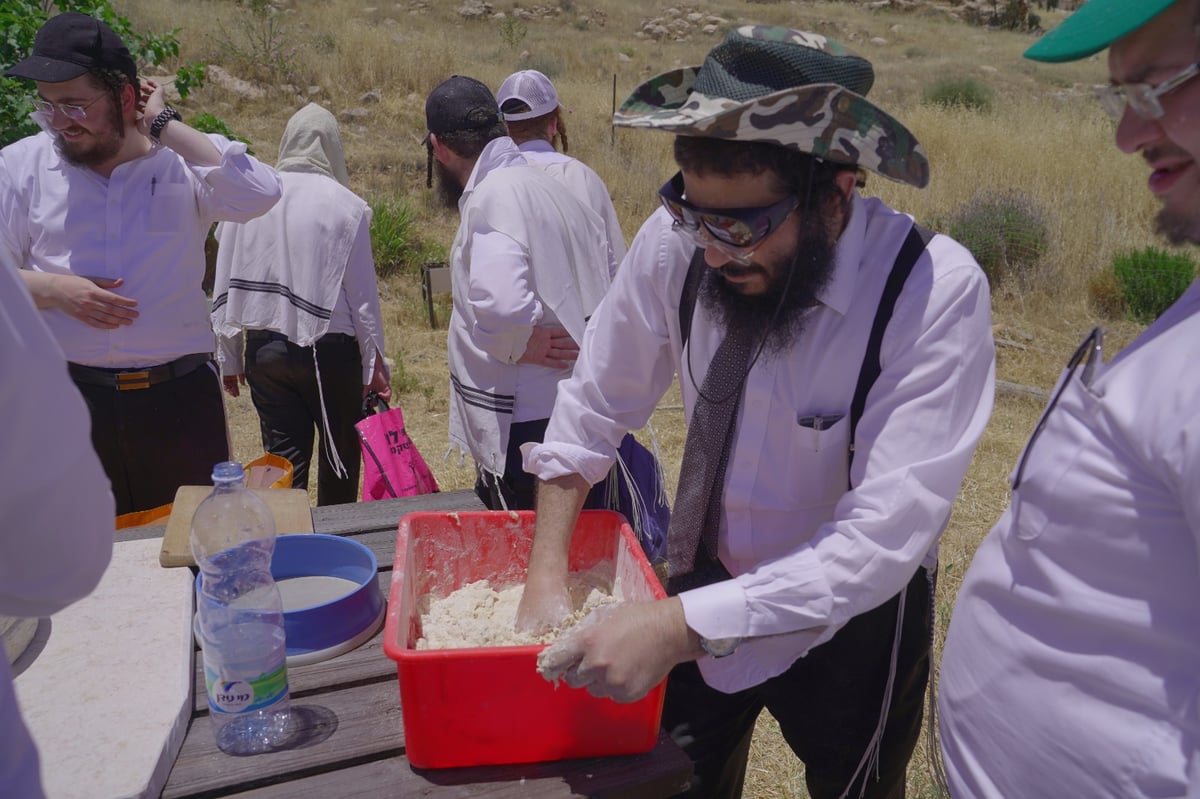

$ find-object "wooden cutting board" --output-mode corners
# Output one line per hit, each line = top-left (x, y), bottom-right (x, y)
(159, 486), (314, 568)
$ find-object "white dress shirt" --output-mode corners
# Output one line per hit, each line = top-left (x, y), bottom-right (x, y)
(0, 256), (114, 798)
(939, 280), (1200, 799)
(447, 137), (609, 478)
(515, 139), (627, 277)
(0, 129), (281, 368)
(525, 196), (995, 692)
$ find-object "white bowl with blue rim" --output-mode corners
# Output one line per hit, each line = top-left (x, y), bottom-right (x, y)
(195, 533), (385, 667)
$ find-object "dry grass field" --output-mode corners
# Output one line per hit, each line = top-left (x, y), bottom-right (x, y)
(109, 0), (1184, 794)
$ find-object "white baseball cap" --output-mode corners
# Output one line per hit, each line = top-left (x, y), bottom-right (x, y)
(496, 70), (562, 121)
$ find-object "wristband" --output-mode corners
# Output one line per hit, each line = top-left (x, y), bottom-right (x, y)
(149, 106), (182, 143)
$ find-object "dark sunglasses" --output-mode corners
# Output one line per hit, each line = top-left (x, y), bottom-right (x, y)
(658, 171), (799, 250)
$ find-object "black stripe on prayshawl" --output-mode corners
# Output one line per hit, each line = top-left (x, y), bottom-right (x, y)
(212, 279), (334, 319)
(451, 374), (515, 414)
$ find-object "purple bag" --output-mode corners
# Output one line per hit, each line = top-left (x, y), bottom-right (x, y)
(356, 393), (439, 501)
(593, 433), (670, 566)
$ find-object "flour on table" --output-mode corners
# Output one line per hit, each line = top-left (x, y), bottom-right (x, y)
(416, 565), (619, 650)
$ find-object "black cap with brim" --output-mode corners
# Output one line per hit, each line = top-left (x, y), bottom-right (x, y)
(424, 75), (500, 142)
(1024, 0), (1177, 63)
(4, 12), (137, 85)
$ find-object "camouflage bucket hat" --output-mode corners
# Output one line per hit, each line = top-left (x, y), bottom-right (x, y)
(614, 25), (929, 188)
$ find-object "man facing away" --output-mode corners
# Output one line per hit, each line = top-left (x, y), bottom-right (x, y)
(212, 103), (391, 506)
(939, 2), (1200, 796)
(518, 26), (996, 799)
(0, 13), (281, 515)
(496, 69), (627, 277)
(424, 75), (612, 511)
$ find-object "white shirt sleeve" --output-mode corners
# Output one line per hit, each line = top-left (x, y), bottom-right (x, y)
(192, 136), (282, 225)
(340, 211), (387, 383)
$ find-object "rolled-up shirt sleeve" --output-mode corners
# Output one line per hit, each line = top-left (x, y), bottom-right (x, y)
(340, 212), (387, 383)
(194, 135), (282, 223)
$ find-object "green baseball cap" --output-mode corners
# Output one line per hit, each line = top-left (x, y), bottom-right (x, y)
(1024, 0), (1177, 63)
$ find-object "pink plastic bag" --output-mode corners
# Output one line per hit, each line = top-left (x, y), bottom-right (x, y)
(356, 393), (439, 501)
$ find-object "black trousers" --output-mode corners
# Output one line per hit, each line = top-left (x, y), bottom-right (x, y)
(244, 331), (363, 506)
(663, 568), (934, 799)
(474, 417), (608, 511)
(75, 359), (229, 516)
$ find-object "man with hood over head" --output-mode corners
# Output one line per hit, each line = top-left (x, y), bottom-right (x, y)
(212, 103), (391, 505)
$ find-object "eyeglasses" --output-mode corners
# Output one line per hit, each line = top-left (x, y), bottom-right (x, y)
(1011, 326), (1104, 491)
(1096, 62), (1200, 120)
(31, 94), (107, 121)
(658, 171), (798, 265)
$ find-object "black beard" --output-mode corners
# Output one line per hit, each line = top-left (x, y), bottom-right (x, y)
(433, 159), (463, 209)
(697, 213), (838, 357)
(58, 95), (124, 169)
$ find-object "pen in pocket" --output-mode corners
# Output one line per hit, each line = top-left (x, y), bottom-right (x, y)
(796, 413), (844, 431)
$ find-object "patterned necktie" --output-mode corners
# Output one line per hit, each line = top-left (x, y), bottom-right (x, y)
(666, 324), (754, 593)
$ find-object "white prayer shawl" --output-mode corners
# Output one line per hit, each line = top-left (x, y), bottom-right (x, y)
(446, 137), (610, 481)
(211, 103), (374, 479)
(211, 103), (365, 350)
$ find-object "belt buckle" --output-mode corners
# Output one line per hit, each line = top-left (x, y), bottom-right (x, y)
(116, 370), (151, 391)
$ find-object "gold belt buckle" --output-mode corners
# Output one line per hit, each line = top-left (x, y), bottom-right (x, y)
(116, 370), (151, 391)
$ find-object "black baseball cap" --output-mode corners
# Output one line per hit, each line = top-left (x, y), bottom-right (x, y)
(424, 75), (501, 142)
(5, 12), (137, 85)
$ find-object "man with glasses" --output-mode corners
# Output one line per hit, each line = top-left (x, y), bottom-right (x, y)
(939, 2), (1200, 796)
(0, 13), (280, 515)
(517, 27), (995, 798)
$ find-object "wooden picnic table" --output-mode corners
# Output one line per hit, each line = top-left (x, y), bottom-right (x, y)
(118, 489), (693, 798)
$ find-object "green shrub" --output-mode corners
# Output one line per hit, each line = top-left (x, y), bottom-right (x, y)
(188, 113), (253, 153)
(1112, 246), (1196, 321)
(369, 198), (419, 278)
(212, 0), (302, 86)
(922, 77), (994, 112)
(498, 16), (528, 49)
(943, 190), (1049, 285)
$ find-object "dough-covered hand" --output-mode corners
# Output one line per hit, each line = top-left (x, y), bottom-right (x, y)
(516, 324), (579, 369)
(53, 275), (139, 329)
(535, 598), (694, 704)
(516, 571), (573, 635)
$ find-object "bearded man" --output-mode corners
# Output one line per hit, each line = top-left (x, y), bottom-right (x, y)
(423, 75), (612, 511)
(0, 13), (280, 515)
(517, 27), (996, 799)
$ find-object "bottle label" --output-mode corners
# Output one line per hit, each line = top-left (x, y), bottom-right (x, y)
(204, 661), (288, 715)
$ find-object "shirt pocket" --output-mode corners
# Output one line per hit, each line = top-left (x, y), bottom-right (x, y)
(146, 180), (191, 234)
(787, 411), (851, 508)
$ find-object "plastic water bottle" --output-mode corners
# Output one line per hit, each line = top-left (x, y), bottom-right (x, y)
(191, 461), (292, 754)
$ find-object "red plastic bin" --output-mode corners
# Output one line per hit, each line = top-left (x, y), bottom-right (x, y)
(382, 509), (668, 769)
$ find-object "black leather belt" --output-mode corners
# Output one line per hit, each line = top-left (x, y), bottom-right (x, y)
(246, 330), (357, 346)
(68, 353), (213, 391)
